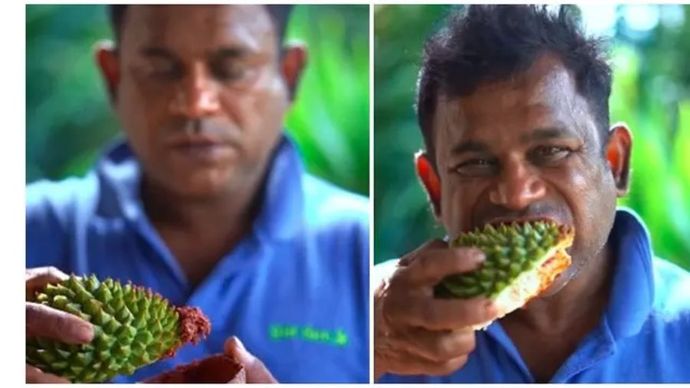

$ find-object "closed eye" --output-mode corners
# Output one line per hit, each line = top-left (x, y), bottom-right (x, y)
(138, 48), (184, 80)
(453, 158), (498, 176)
(529, 145), (573, 164)
(144, 57), (183, 80)
(210, 60), (250, 82)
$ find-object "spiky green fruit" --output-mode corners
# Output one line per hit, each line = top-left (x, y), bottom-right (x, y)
(435, 220), (575, 329)
(26, 275), (211, 383)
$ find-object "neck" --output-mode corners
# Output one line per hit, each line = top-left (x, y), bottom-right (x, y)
(140, 169), (268, 286)
(504, 244), (614, 334)
(141, 176), (263, 233)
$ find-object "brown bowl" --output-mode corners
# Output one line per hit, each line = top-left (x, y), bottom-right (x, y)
(143, 354), (245, 383)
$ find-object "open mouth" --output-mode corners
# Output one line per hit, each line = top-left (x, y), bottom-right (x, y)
(484, 216), (562, 229)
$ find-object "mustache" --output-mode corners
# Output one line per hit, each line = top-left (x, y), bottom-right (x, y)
(471, 202), (569, 230)
(165, 118), (239, 143)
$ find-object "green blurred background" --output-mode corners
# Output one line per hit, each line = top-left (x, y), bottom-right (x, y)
(375, 5), (690, 270)
(26, 5), (369, 196)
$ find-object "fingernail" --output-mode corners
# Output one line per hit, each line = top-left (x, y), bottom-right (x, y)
(227, 336), (246, 353)
(470, 248), (486, 262)
(233, 336), (246, 351)
(74, 321), (95, 342)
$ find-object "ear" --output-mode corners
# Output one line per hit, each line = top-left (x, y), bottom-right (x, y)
(279, 43), (307, 101)
(94, 40), (120, 103)
(414, 151), (442, 218)
(605, 123), (633, 196)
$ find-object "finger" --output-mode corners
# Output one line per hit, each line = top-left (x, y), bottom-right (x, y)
(390, 327), (476, 363)
(26, 364), (70, 384)
(26, 303), (94, 344)
(383, 348), (468, 377)
(224, 336), (277, 383)
(26, 267), (69, 300)
(384, 294), (497, 331)
(228, 368), (247, 384)
(398, 239), (449, 267)
(394, 247), (485, 287)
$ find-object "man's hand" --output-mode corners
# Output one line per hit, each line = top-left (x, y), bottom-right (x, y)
(224, 337), (277, 383)
(26, 267), (95, 384)
(374, 240), (499, 380)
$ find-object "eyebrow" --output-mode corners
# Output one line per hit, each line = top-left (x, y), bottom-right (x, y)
(139, 46), (177, 59)
(451, 140), (490, 156)
(520, 126), (581, 144)
(139, 46), (249, 62)
(451, 126), (579, 156)
(212, 47), (248, 60)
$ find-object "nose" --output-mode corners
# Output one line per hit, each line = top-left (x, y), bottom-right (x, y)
(489, 158), (546, 210)
(169, 62), (221, 118)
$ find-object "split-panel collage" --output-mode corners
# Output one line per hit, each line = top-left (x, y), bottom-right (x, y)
(24, 3), (690, 384)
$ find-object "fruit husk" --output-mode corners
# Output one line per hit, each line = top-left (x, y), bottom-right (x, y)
(435, 220), (575, 329)
(26, 275), (211, 383)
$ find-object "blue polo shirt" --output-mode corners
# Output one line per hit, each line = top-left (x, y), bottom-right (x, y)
(26, 135), (370, 383)
(379, 209), (690, 383)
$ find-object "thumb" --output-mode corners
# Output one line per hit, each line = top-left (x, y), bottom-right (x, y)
(26, 266), (69, 300)
(224, 336), (277, 383)
(26, 303), (94, 344)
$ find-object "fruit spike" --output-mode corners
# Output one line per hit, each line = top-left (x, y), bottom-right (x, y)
(26, 275), (211, 383)
(435, 219), (575, 330)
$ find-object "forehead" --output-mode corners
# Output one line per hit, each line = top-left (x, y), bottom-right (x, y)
(119, 5), (276, 53)
(434, 54), (599, 147)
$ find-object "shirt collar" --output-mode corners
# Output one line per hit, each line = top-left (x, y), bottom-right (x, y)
(251, 135), (305, 242)
(604, 207), (655, 340)
(94, 134), (305, 242)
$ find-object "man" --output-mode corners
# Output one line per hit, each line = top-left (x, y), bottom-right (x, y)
(26, 5), (369, 383)
(374, 5), (690, 383)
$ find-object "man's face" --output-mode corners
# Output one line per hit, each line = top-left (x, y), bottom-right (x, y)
(112, 5), (289, 198)
(432, 54), (619, 290)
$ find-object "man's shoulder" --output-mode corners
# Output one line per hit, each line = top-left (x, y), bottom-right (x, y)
(651, 257), (690, 317)
(26, 175), (102, 269)
(301, 173), (369, 229)
(27, 175), (99, 219)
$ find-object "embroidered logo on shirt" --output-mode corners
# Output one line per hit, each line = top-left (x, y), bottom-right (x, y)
(269, 324), (348, 347)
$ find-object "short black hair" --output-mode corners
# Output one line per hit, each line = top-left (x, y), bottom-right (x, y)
(108, 5), (293, 47)
(417, 5), (612, 165)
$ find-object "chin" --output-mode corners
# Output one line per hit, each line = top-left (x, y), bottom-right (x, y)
(174, 171), (233, 199)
